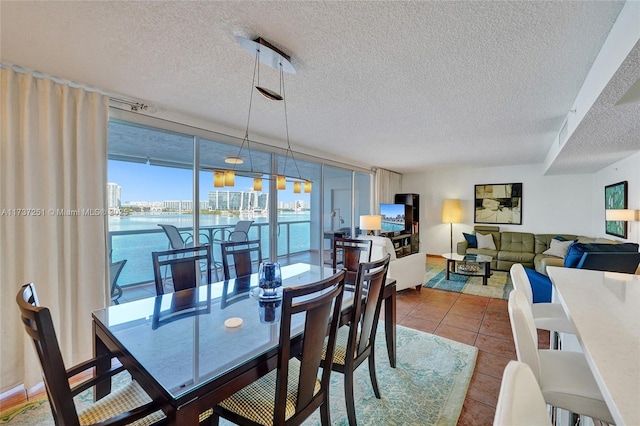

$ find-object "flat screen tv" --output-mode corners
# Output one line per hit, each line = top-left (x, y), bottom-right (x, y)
(380, 203), (409, 233)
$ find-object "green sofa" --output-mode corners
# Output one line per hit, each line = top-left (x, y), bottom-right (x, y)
(456, 225), (635, 275)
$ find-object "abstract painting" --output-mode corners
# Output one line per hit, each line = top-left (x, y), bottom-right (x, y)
(474, 183), (522, 224)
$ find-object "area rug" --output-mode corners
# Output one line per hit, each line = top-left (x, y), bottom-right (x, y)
(1, 325), (477, 426)
(424, 261), (513, 300)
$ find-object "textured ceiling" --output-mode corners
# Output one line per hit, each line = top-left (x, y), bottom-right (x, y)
(1, 1), (637, 174)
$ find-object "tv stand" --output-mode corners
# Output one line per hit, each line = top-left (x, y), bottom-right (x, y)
(394, 193), (420, 255)
(386, 233), (413, 258)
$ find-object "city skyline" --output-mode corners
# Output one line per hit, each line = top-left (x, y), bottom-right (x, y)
(109, 160), (310, 205)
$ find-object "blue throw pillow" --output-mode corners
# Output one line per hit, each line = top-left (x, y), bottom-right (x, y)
(463, 232), (477, 248)
(564, 242), (640, 268)
(553, 235), (566, 241)
(523, 268), (552, 303)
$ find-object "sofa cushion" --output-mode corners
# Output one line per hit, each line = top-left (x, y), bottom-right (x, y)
(524, 268), (552, 303)
(542, 239), (573, 258)
(476, 232), (496, 250)
(534, 234), (581, 255)
(463, 232), (477, 248)
(564, 242), (640, 268)
(500, 232), (535, 253)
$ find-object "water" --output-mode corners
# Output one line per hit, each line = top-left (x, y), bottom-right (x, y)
(109, 212), (311, 286)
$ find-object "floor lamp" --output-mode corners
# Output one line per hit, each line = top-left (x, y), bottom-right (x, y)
(442, 199), (462, 254)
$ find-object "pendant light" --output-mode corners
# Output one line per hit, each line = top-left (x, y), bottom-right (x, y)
(234, 35), (312, 193)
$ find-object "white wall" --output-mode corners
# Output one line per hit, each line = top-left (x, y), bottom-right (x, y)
(402, 152), (640, 255)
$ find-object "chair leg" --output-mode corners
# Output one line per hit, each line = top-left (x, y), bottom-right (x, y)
(344, 369), (357, 426)
(210, 412), (220, 426)
(368, 349), (381, 399)
(320, 399), (331, 426)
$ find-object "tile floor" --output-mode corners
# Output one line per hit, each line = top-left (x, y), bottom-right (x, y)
(393, 276), (550, 425)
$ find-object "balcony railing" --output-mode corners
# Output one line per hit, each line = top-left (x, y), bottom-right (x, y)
(109, 220), (312, 287)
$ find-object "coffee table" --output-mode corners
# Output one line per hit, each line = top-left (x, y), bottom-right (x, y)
(442, 253), (493, 285)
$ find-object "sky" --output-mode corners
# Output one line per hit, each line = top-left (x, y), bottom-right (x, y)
(108, 160), (309, 204)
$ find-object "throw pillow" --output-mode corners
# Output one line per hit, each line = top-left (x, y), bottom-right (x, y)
(553, 235), (566, 241)
(524, 268), (552, 303)
(463, 232), (477, 248)
(542, 239), (573, 258)
(476, 232), (496, 250)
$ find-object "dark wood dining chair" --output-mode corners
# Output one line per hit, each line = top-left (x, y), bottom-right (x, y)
(220, 239), (262, 280)
(332, 237), (373, 285)
(109, 259), (127, 305)
(152, 285), (212, 330)
(321, 254), (391, 426)
(212, 269), (346, 426)
(16, 283), (167, 426)
(152, 245), (212, 296)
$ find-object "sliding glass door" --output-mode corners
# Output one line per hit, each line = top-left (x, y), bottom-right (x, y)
(107, 112), (373, 293)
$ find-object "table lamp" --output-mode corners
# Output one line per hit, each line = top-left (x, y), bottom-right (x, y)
(359, 215), (382, 236)
(442, 199), (462, 254)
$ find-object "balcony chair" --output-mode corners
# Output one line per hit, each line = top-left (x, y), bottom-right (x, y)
(493, 361), (552, 426)
(157, 223), (213, 279)
(321, 254), (391, 426)
(212, 269), (346, 426)
(332, 237), (373, 285)
(510, 263), (575, 348)
(109, 259), (127, 305)
(151, 245), (212, 296)
(16, 283), (167, 426)
(508, 289), (614, 424)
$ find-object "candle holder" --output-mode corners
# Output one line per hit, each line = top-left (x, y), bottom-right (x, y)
(258, 261), (282, 298)
(258, 296), (282, 323)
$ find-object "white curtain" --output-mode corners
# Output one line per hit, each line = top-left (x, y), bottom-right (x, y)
(0, 67), (109, 391)
(374, 168), (402, 208)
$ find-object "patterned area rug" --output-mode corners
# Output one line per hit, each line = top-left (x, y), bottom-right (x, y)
(1, 325), (477, 426)
(424, 261), (513, 300)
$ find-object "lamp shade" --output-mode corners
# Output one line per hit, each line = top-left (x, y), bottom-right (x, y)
(360, 215), (382, 231)
(442, 199), (462, 223)
(213, 171), (225, 188)
(253, 178), (262, 192)
(224, 170), (235, 186)
(277, 175), (286, 190)
(605, 209), (637, 221)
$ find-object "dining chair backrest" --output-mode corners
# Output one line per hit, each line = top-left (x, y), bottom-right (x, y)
(17, 283), (166, 425)
(349, 254), (391, 363)
(152, 245), (212, 295)
(228, 220), (253, 242)
(109, 259), (127, 305)
(16, 283), (79, 424)
(220, 239), (262, 280)
(152, 285), (212, 329)
(510, 263), (534, 305)
(508, 289), (542, 381)
(277, 269), (346, 424)
(493, 361), (552, 426)
(332, 237), (373, 284)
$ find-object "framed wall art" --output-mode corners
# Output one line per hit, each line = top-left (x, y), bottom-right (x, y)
(604, 180), (628, 238)
(474, 183), (522, 225)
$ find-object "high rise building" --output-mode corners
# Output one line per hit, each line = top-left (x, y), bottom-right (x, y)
(107, 182), (121, 208)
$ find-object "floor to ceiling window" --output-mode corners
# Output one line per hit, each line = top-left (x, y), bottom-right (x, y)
(107, 111), (373, 291)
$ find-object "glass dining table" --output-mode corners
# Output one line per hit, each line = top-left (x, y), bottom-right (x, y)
(92, 262), (397, 425)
